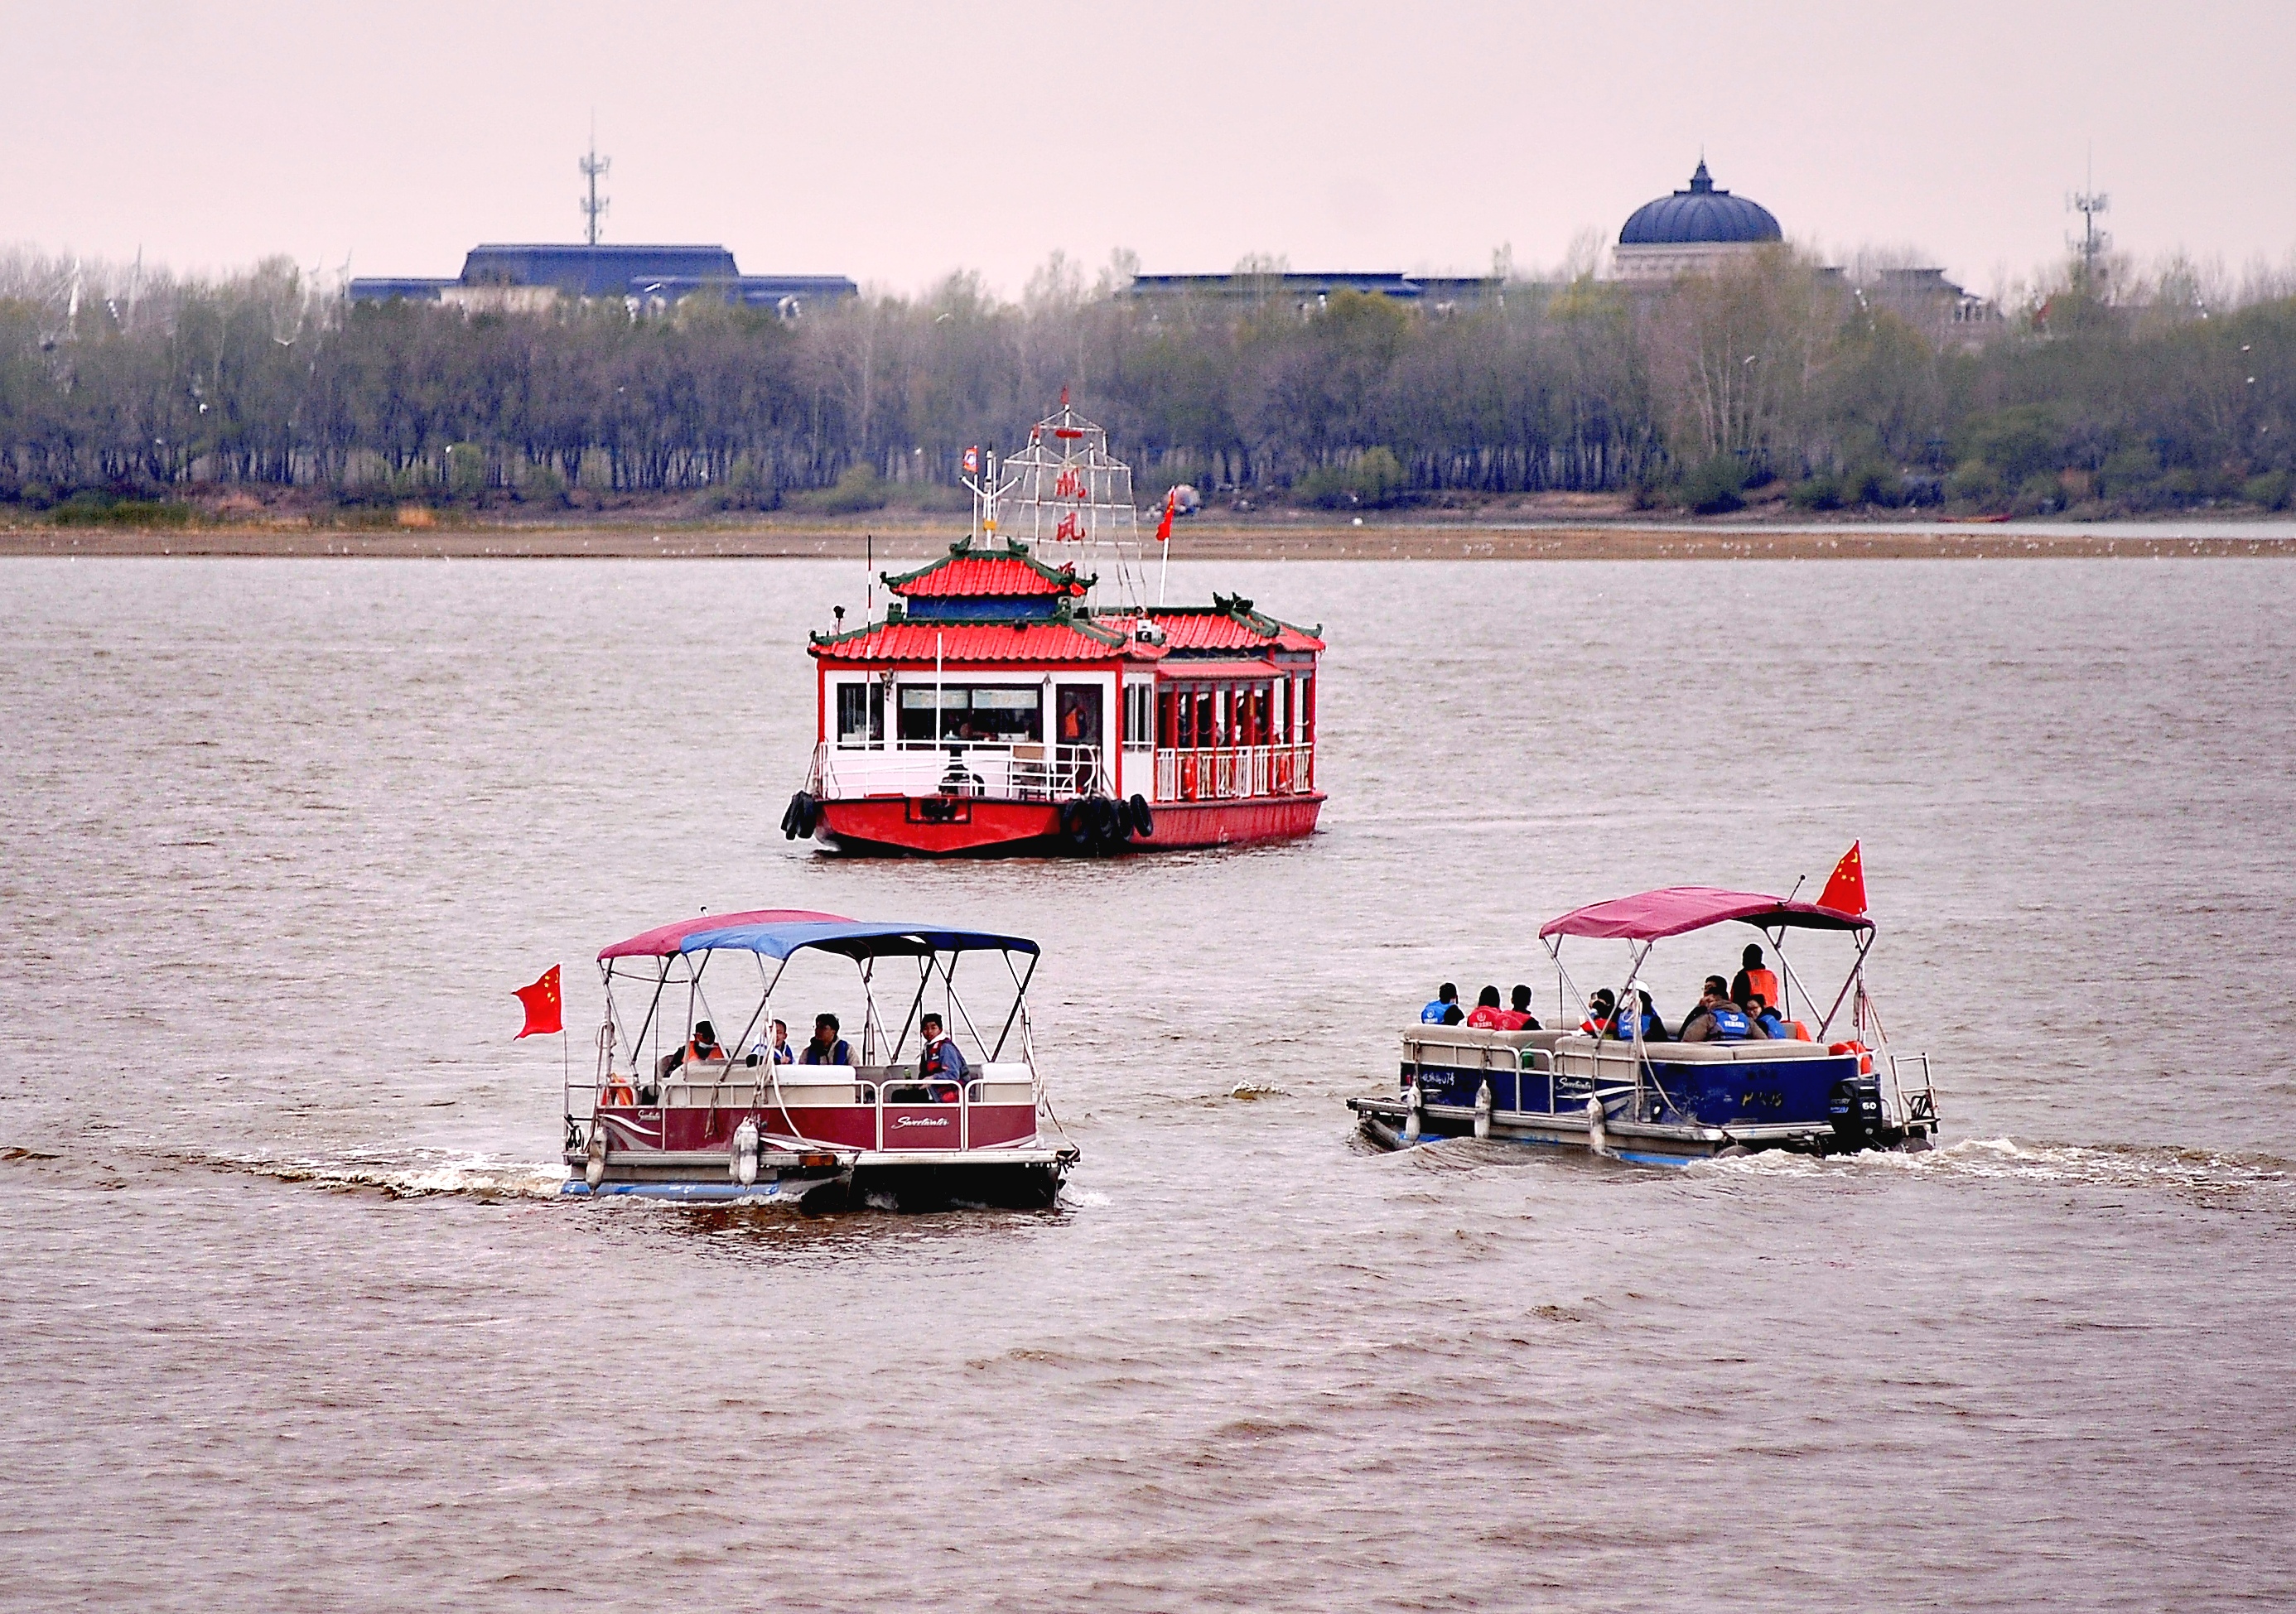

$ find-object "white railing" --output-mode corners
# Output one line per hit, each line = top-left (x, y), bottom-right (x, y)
(1152, 743), (1315, 803)
(810, 741), (1107, 802)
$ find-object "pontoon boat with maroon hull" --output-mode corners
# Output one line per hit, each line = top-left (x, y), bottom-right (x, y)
(780, 402), (1325, 857)
(564, 910), (1077, 1209)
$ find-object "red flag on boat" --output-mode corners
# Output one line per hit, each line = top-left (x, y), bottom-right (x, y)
(1819, 842), (1868, 916)
(1155, 489), (1175, 543)
(514, 965), (562, 1038)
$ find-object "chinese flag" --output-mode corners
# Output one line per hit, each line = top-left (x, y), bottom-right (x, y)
(514, 965), (562, 1038)
(1155, 489), (1175, 543)
(1818, 842), (1868, 916)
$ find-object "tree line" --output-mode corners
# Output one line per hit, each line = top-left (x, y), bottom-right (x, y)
(0, 245), (2290, 517)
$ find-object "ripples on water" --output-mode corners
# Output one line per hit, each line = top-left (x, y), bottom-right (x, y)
(2, 556), (2292, 1610)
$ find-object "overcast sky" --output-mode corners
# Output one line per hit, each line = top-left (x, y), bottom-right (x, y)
(6, 0), (2291, 300)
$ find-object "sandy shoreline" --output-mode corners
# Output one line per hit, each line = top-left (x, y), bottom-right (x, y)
(4, 518), (2291, 561)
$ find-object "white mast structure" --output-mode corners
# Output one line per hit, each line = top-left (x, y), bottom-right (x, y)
(988, 393), (1149, 611)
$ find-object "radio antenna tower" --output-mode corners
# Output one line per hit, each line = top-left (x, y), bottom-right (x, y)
(2067, 148), (2110, 290)
(579, 123), (611, 247)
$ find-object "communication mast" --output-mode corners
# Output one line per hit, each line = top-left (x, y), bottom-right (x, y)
(579, 129), (611, 247)
(2067, 153), (2110, 290)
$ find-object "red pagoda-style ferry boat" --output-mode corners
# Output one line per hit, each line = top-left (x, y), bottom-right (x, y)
(781, 401), (1326, 856)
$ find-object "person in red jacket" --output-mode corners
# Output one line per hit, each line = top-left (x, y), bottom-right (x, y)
(1496, 983), (1542, 1030)
(1464, 985), (1507, 1028)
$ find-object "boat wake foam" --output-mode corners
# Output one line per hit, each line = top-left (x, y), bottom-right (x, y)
(224, 1149), (570, 1200)
(1707, 1135), (2294, 1203)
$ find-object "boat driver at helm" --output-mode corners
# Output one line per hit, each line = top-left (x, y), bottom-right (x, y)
(657, 1019), (729, 1082)
(1681, 977), (1773, 1043)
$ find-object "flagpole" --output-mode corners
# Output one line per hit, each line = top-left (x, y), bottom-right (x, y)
(1155, 489), (1174, 607)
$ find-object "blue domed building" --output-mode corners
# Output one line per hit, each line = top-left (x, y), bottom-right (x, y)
(1612, 159), (1785, 281)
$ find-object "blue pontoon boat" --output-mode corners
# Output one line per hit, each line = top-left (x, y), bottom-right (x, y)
(1349, 887), (1938, 1165)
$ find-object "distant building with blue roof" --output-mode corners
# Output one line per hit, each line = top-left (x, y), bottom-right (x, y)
(1611, 160), (1786, 281)
(350, 243), (856, 316)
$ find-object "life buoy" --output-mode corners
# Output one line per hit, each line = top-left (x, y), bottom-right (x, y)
(601, 1076), (637, 1107)
(1179, 754), (1199, 802)
(1828, 1039), (1874, 1075)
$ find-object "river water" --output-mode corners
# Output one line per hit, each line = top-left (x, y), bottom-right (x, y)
(2, 556), (2291, 1611)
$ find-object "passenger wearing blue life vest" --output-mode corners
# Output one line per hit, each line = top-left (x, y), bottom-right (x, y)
(1609, 985), (1666, 1043)
(1681, 977), (1773, 1043)
(799, 1014), (852, 1066)
(1420, 983), (1465, 1025)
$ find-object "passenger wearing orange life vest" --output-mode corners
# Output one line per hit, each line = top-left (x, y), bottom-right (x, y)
(916, 1012), (967, 1103)
(655, 1019), (728, 1084)
(1731, 946), (1782, 1021)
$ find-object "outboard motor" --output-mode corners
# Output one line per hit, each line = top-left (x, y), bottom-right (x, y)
(1828, 1073), (1885, 1151)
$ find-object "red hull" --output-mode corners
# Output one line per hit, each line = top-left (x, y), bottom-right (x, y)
(816, 793), (1323, 856)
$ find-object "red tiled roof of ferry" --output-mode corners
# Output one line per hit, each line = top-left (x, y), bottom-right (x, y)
(810, 619), (1150, 664)
(881, 538), (1091, 599)
(1147, 603), (1324, 653)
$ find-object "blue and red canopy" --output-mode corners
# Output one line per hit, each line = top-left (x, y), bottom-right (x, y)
(598, 908), (848, 961)
(678, 919), (1040, 961)
(1539, 887), (1870, 942)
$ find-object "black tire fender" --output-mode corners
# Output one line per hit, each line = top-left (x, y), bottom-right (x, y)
(1126, 793), (1154, 839)
(784, 792), (819, 840)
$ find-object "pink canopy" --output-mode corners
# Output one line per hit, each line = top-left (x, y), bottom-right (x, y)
(1539, 886), (1871, 942)
(599, 908), (850, 960)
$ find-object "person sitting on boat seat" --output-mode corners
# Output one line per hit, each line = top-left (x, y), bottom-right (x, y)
(1420, 983), (1465, 1025)
(746, 1019), (793, 1067)
(800, 1013), (853, 1066)
(1681, 980), (1771, 1043)
(891, 1012), (968, 1104)
(1582, 989), (1616, 1035)
(1731, 946), (1782, 1018)
(1464, 985), (1507, 1029)
(1750, 997), (1813, 1042)
(1498, 984), (1542, 1031)
(657, 1019), (730, 1082)
(1612, 987), (1667, 1043)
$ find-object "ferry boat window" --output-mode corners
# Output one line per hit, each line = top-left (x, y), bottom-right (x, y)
(835, 682), (885, 747)
(1054, 684), (1103, 752)
(897, 685), (1043, 744)
(1123, 683), (1154, 746)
